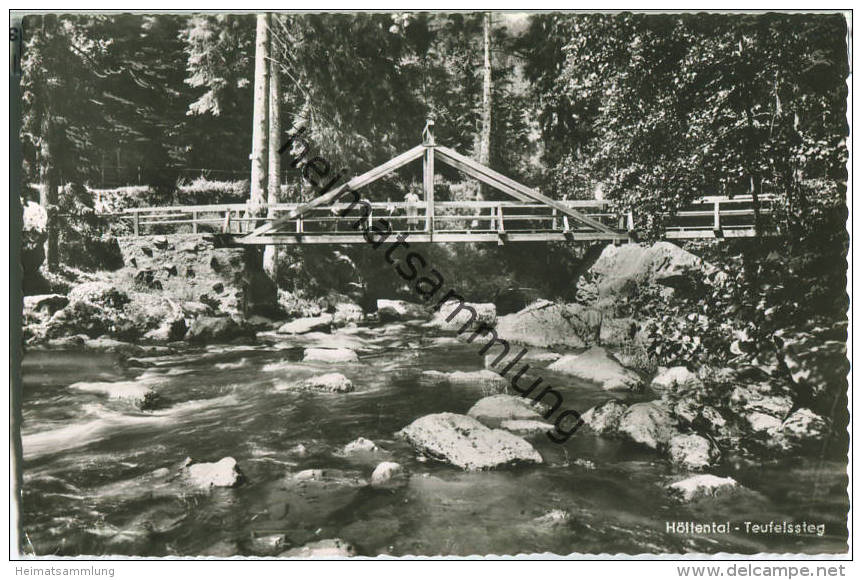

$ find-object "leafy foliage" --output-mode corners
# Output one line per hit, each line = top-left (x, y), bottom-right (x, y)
(523, 13), (848, 236)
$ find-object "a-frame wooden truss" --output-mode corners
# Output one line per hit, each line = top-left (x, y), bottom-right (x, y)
(238, 123), (620, 245)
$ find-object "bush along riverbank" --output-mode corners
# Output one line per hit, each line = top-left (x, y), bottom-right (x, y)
(21, 239), (847, 471)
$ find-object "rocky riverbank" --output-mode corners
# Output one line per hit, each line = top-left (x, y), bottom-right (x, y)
(19, 240), (847, 556)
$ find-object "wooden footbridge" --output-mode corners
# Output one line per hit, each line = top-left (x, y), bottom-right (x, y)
(108, 125), (777, 245)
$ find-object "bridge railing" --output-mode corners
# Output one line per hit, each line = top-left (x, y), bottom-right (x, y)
(104, 199), (620, 236)
(101, 195), (778, 239)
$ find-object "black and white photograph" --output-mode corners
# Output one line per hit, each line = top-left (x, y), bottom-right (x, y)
(9, 6), (853, 562)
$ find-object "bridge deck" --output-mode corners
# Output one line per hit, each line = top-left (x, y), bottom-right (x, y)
(106, 196), (777, 244)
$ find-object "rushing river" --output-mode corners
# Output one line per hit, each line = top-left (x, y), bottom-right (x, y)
(17, 321), (849, 557)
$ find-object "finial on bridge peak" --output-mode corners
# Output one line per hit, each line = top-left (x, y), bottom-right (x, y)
(422, 118), (435, 146)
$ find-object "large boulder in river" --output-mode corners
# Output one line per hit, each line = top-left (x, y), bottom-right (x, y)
(495, 301), (602, 348)
(727, 385), (793, 434)
(582, 399), (628, 435)
(44, 282), (131, 339)
(547, 346), (642, 391)
(377, 299), (426, 322)
(125, 292), (187, 341)
(588, 242), (711, 298)
(23, 294), (70, 343)
(396, 412), (543, 470)
(667, 433), (719, 470)
(277, 314), (332, 335)
(617, 402), (676, 450)
(430, 299), (496, 332)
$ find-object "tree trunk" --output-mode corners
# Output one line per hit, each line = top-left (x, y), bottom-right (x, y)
(477, 12), (492, 200)
(40, 116), (59, 273)
(249, 13), (270, 225)
(263, 24), (281, 280)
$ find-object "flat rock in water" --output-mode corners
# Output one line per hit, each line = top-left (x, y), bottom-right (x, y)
(332, 303), (363, 327)
(69, 379), (154, 405)
(279, 538), (356, 558)
(547, 346), (642, 391)
(83, 338), (148, 356)
(617, 402), (676, 450)
(668, 474), (739, 502)
(420, 369), (508, 390)
(499, 419), (553, 435)
(467, 394), (547, 423)
(185, 457), (243, 488)
(299, 373), (354, 393)
(303, 347), (359, 363)
(485, 351), (560, 372)
(277, 314), (332, 335)
(396, 412), (543, 471)
(342, 437), (379, 454)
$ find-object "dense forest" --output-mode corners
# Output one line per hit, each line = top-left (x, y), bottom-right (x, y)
(18, 11), (849, 366)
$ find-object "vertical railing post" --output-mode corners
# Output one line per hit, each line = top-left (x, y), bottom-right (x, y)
(497, 205), (504, 232)
(713, 200), (721, 231)
(133, 212), (140, 236)
(192, 210), (198, 234)
(223, 210), (231, 234)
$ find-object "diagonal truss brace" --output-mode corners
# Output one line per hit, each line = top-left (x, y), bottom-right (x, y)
(434, 146), (617, 235)
(243, 144), (425, 239)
